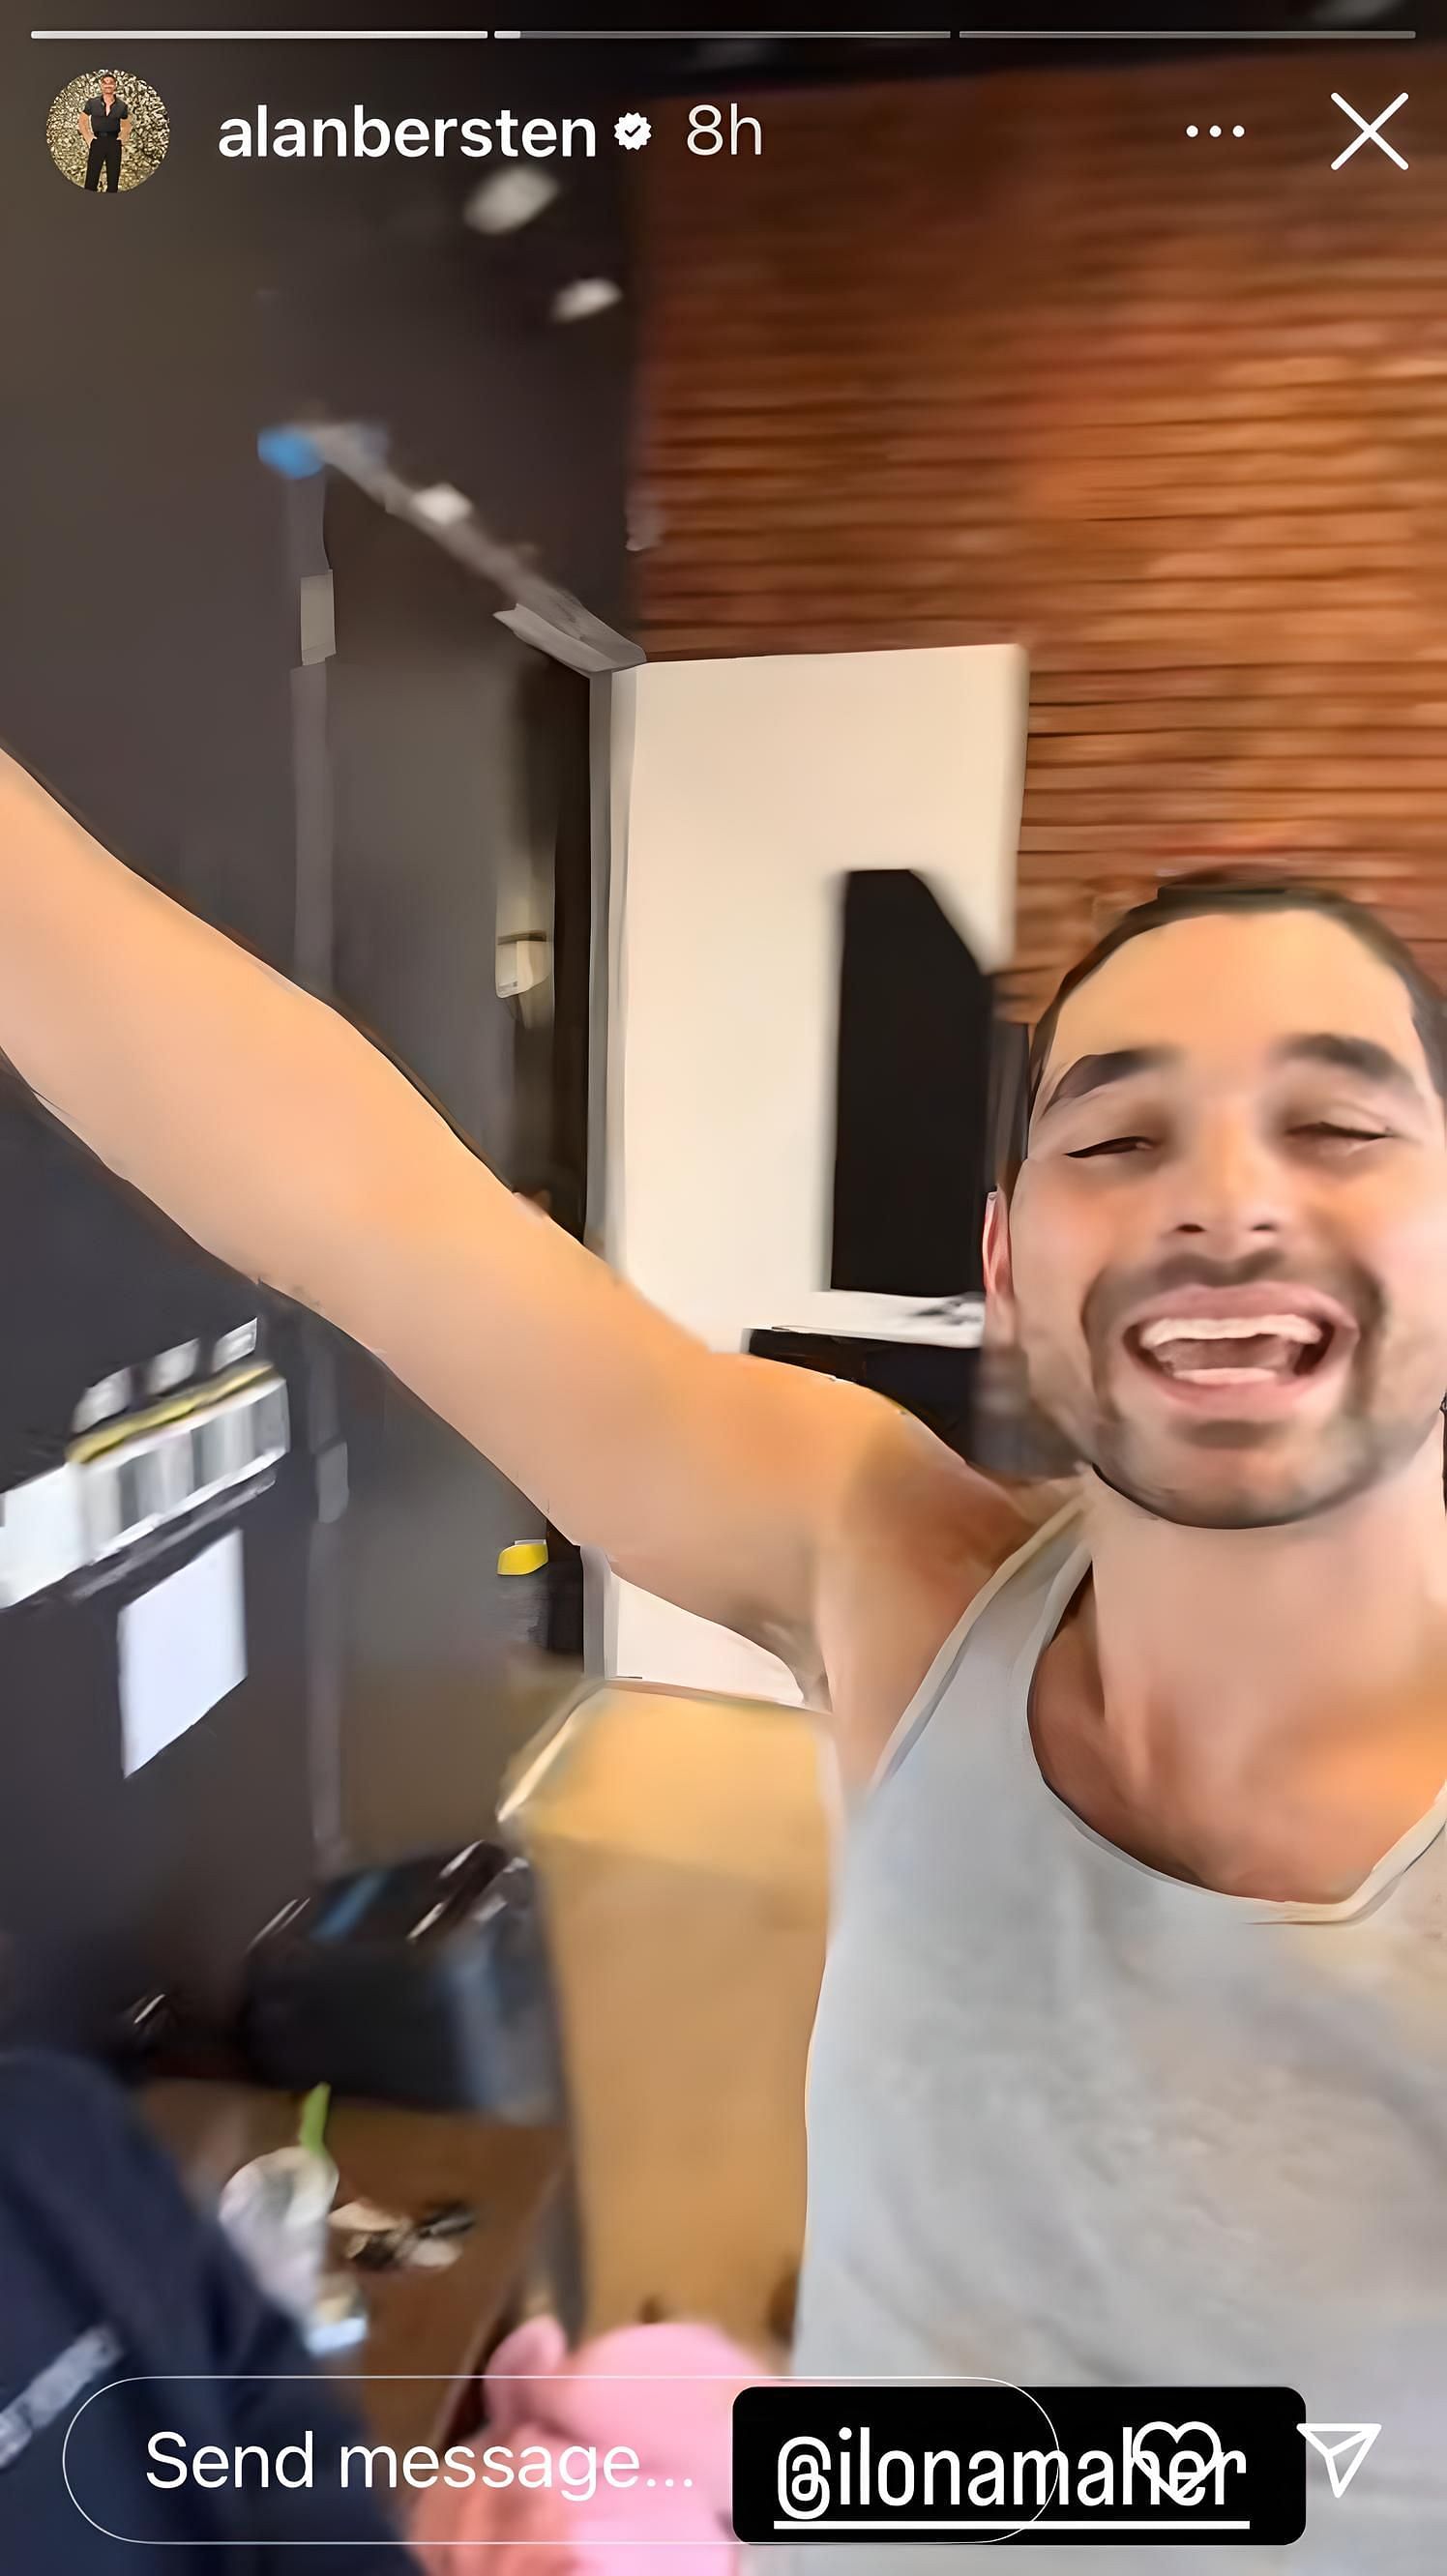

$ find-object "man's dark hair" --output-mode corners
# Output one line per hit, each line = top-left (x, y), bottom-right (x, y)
(998, 868), (1447, 1196)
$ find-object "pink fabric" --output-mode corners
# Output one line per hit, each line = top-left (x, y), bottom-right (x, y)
(410, 2316), (768, 2571)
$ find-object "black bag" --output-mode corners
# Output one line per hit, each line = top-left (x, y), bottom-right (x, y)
(242, 1843), (563, 2122)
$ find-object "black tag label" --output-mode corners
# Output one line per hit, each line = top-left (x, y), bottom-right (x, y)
(732, 2385), (1308, 2547)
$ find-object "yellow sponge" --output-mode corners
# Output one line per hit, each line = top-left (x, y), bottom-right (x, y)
(498, 1539), (548, 1576)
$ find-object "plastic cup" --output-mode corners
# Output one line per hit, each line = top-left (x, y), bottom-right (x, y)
(218, 2146), (338, 2332)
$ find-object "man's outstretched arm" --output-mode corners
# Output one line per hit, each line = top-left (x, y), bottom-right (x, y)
(0, 747), (976, 1677)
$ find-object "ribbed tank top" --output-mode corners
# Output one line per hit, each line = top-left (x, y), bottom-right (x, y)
(791, 1506), (1447, 2572)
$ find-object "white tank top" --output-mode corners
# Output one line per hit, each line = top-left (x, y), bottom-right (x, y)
(792, 1507), (1447, 2572)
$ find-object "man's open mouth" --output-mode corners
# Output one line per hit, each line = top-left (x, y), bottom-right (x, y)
(1116, 1286), (1358, 1408)
(1128, 1311), (1339, 1387)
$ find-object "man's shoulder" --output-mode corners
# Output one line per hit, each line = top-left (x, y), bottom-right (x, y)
(847, 1397), (1076, 1577)
(0, 2050), (169, 2207)
(817, 1415), (1079, 1776)
(0, 2045), (116, 2120)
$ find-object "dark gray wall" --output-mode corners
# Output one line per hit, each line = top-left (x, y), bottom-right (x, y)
(0, 38), (632, 2038)
(319, 482), (597, 1860)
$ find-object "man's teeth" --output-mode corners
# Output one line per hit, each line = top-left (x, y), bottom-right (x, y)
(1133, 1311), (1333, 1388)
(1137, 1314), (1324, 1350)
(1166, 1366), (1281, 1385)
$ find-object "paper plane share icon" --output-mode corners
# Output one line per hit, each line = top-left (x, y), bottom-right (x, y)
(1297, 2424), (1381, 2500)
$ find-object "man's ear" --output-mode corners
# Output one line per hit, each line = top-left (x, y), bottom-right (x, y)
(983, 1188), (1017, 1337)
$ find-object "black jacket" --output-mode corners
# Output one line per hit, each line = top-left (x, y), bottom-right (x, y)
(0, 2049), (416, 2572)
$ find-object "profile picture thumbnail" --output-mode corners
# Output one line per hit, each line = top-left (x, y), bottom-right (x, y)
(46, 68), (169, 194)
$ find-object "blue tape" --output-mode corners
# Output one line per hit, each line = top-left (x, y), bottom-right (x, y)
(257, 426), (324, 481)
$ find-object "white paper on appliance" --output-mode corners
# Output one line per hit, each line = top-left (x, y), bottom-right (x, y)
(119, 1531), (247, 1777)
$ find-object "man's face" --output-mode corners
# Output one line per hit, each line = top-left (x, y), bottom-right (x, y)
(988, 909), (1447, 1528)
(101, 78), (115, 100)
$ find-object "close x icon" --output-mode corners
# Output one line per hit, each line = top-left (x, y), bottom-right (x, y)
(1331, 91), (1408, 169)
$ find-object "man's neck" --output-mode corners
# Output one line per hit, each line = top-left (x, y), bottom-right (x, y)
(1061, 1438), (1447, 1892)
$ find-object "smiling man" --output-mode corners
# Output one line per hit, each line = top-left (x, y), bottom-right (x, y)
(1002, 881), (1447, 1539)
(77, 73), (131, 192)
(2, 744), (1447, 2569)
(797, 877), (1447, 2569)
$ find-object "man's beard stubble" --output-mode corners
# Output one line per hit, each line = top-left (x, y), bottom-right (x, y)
(1038, 1246), (1439, 1532)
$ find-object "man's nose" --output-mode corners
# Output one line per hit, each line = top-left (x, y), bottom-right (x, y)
(1162, 1112), (1286, 1252)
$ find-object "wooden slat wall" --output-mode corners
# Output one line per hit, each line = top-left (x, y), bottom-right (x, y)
(632, 58), (1447, 1018)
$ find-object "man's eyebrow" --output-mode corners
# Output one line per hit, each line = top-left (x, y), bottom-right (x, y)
(1273, 1032), (1424, 1099)
(1033, 1045), (1177, 1123)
